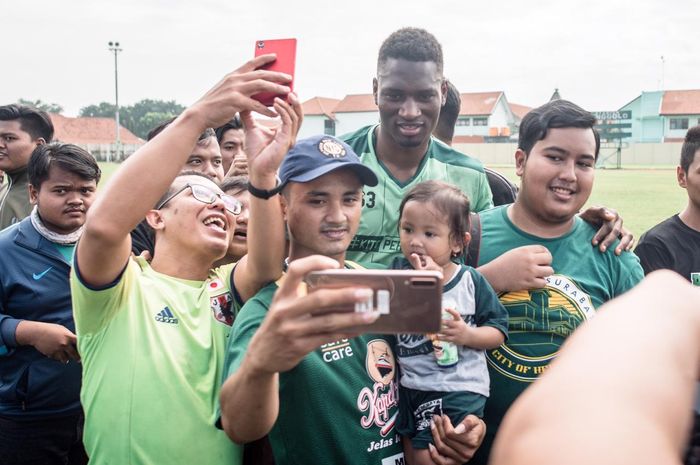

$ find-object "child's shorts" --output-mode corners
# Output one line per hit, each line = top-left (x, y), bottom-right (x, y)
(396, 385), (486, 449)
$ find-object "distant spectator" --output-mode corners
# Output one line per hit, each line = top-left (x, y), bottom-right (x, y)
(634, 125), (700, 465)
(0, 142), (100, 465)
(216, 115), (248, 176)
(0, 104), (54, 229)
(635, 124), (700, 283)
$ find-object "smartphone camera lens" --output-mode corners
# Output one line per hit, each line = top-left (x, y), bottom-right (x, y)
(257, 41), (265, 49)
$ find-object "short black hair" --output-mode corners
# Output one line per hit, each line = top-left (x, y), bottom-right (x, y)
(0, 104), (54, 142)
(434, 81), (461, 144)
(398, 180), (470, 256)
(215, 115), (243, 143)
(681, 125), (700, 173)
(28, 143), (101, 189)
(219, 175), (248, 195)
(518, 99), (600, 159)
(377, 27), (444, 74)
(147, 117), (215, 142)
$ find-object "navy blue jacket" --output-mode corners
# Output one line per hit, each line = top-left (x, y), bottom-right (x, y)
(0, 218), (81, 418)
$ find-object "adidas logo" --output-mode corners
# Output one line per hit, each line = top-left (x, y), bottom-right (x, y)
(155, 306), (179, 324)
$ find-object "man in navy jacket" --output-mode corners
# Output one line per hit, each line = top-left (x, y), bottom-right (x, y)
(0, 142), (100, 465)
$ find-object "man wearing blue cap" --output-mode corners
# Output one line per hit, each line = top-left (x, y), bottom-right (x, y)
(219, 134), (485, 465)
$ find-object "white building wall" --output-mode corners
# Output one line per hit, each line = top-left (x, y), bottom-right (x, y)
(298, 116), (327, 139)
(488, 98), (512, 133)
(335, 111), (380, 136)
(665, 114), (700, 140)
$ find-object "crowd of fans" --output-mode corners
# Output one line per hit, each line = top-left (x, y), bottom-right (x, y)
(0, 27), (698, 465)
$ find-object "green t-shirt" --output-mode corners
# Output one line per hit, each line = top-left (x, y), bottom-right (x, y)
(342, 125), (494, 266)
(471, 205), (644, 464)
(222, 264), (404, 465)
(70, 256), (242, 465)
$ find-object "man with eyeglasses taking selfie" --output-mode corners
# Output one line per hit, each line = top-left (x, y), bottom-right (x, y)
(69, 56), (301, 465)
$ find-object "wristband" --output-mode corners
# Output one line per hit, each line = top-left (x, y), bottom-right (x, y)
(246, 178), (283, 199)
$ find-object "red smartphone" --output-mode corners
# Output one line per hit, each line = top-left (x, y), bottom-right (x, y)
(252, 38), (297, 107)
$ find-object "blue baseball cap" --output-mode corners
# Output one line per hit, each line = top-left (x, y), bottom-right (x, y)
(278, 135), (378, 189)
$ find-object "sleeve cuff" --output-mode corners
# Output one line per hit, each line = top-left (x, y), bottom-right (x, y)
(0, 317), (22, 351)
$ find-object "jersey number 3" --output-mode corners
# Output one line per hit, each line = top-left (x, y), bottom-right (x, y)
(363, 191), (376, 209)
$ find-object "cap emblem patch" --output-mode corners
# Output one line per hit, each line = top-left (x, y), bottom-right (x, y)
(318, 138), (346, 158)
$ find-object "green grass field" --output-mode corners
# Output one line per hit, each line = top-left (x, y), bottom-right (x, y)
(98, 162), (687, 240)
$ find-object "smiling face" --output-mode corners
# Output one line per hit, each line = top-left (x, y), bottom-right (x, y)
(399, 199), (463, 269)
(513, 127), (596, 236)
(374, 58), (446, 152)
(154, 175), (235, 259)
(282, 168), (363, 263)
(184, 136), (225, 182)
(0, 120), (44, 172)
(29, 165), (97, 234)
(219, 128), (245, 174)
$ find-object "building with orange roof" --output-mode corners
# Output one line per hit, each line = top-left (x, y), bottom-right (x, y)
(620, 90), (700, 142)
(49, 114), (143, 160)
(452, 91), (517, 140)
(301, 91), (525, 141)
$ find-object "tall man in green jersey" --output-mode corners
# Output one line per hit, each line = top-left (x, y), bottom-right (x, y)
(70, 56), (301, 465)
(470, 100), (644, 464)
(342, 28), (493, 266)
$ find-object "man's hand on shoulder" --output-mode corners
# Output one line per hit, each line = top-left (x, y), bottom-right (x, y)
(579, 206), (634, 255)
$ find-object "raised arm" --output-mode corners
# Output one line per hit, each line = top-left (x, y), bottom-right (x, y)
(233, 95), (303, 301)
(220, 255), (380, 443)
(76, 55), (292, 287)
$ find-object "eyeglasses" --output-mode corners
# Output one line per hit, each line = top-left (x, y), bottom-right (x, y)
(156, 183), (242, 215)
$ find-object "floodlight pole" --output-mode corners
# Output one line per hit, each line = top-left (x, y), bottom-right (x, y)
(108, 41), (123, 162)
(660, 55), (666, 90)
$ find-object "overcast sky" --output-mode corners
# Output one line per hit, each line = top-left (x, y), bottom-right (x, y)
(4, 0), (697, 116)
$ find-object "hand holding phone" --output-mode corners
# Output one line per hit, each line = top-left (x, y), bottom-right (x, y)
(252, 38), (297, 106)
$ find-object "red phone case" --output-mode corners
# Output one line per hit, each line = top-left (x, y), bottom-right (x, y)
(252, 38), (297, 107)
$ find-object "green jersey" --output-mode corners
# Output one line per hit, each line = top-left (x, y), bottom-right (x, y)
(342, 125), (493, 266)
(71, 256), (242, 465)
(222, 263), (404, 465)
(471, 206), (644, 464)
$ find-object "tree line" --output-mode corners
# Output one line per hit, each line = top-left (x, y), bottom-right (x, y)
(15, 98), (185, 140)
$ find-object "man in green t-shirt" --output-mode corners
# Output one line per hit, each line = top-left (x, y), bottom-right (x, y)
(70, 56), (301, 465)
(470, 99), (644, 464)
(342, 28), (494, 266)
(219, 134), (487, 465)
